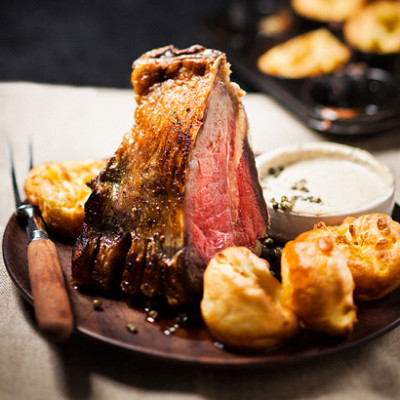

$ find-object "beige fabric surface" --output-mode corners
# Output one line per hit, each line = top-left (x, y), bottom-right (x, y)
(1, 81), (400, 400)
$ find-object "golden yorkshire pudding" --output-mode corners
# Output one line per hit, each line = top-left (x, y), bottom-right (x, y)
(24, 159), (106, 237)
(333, 214), (400, 301)
(291, 0), (366, 23)
(201, 247), (298, 350)
(257, 28), (351, 79)
(281, 226), (357, 336)
(344, 1), (400, 54)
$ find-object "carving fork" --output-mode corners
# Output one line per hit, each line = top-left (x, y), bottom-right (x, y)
(6, 137), (74, 342)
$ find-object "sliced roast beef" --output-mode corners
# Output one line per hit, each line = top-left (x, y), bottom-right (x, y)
(71, 45), (269, 305)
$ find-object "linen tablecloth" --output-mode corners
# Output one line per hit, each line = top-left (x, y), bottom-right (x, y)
(1, 82), (400, 400)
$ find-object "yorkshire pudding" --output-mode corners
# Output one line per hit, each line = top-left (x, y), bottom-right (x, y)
(291, 0), (366, 22)
(257, 28), (351, 79)
(281, 213), (400, 335)
(25, 159), (106, 237)
(344, 1), (400, 54)
(201, 247), (298, 350)
(281, 226), (357, 336)
(334, 213), (400, 301)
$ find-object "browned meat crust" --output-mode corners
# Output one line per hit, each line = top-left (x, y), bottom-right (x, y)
(71, 45), (269, 305)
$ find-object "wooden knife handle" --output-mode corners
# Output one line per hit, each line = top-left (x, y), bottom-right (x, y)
(27, 238), (74, 342)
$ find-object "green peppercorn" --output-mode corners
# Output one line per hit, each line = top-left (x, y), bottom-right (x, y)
(264, 237), (275, 246)
(126, 323), (138, 334)
(92, 299), (102, 310)
(147, 309), (159, 320)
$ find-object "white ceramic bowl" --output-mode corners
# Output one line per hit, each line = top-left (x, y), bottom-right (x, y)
(256, 142), (395, 241)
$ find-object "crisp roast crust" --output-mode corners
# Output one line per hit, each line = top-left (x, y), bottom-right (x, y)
(71, 45), (269, 305)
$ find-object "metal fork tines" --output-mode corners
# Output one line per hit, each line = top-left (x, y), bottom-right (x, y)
(6, 136), (22, 210)
(6, 137), (47, 238)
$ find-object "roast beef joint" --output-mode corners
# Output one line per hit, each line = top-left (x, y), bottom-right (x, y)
(71, 45), (269, 305)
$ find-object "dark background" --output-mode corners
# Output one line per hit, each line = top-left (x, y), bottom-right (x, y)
(0, 0), (239, 89)
(3, 1), (400, 135)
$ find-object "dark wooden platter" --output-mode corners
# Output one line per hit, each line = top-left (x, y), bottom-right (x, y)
(3, 205), (400, 367)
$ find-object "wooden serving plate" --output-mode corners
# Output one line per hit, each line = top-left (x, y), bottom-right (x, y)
(3, 205), (400, 367)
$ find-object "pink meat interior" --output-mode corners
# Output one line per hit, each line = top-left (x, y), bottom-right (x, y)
(185, 81), (266, 262)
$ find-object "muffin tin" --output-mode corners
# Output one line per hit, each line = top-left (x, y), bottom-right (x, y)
(202, 0), (400, 135)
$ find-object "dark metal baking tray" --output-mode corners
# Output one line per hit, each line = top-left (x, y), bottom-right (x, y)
(201, 0), (400, 135)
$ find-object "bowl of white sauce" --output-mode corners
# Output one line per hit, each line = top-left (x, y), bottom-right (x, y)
(256, 142), (395, 241)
